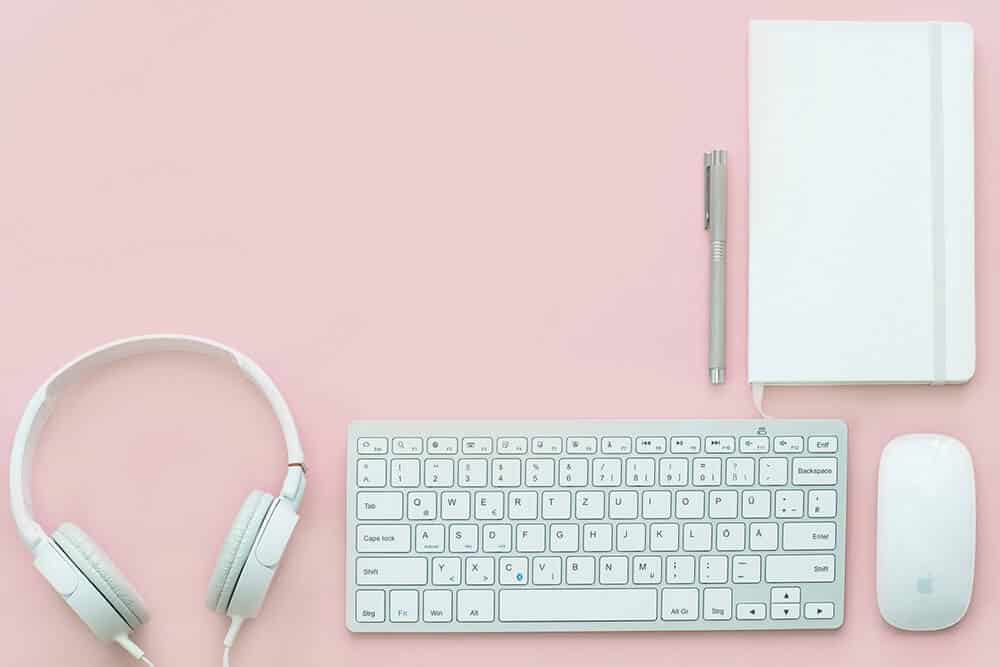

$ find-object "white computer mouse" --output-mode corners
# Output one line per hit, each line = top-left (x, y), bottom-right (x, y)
(877, 433), (976, 631)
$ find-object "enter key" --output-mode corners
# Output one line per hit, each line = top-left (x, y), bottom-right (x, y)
(783, 522), (836, 550)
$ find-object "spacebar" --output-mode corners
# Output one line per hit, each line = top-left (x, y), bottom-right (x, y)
(499, 589), (657, 622)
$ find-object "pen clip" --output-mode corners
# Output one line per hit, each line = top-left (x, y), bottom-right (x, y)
(703, 152), (712, 230)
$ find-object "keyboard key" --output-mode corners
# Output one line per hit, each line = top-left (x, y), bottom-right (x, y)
(461, 437), (492, 454)
(775, 490), (804, 518)
(593, 458), (622, 486)
(636, 436), (667, 453)
(357, 492), (403, 520)
(609, 491), (638, 519)
(708, 490), (737, 519)
(465, 557), (495, 585)
(532, 437), (562, 453)
(550, 524), (579, 552)
(773, 436), (804, 453)
(407, 491), (436, 520)
(389, 590), (418, 623)
(541, 491), (571, 519)
(423, 590), (453, 621)
(692, 458), (722, 486)
(598, 556), (628, 584)
(699, 555), (727, 583)
(516, 524), (545, 552)
(357, 524), (410, 553)
(616, 523), (645, 551)
(804, 602), (835, 619)
(771, 603), (801, 620)
(704, 588), (733, 620)
(771, 587), (801, 603)
(716, 523), (746, 551)
(732, 555), (762, 583)
(737, 602), (766, 620)
(725, 458), (755, 486)
(483, 524), (512, 552)
(750, 523), (779, 551)
(356, 590), (385, 622)
(650, 523), (679, 552)
(508, 491), (538, 519)
(783, 522), (836, 550)
(765, 555), (835, 583)
(675, 491), (705, 519)
(458, 459), (487, 487)
(441, 491), (471, 520)
(424, 459), (454, 487)
(449, 524), (478, 552)
(499, 557), (529, 585)
(357, 437), (388, 455)
(665, 556), (695, 583)
(792, 458), (838, 485)
(739, 436), (769, 453)
(356, 557), (427, 585)
(427, 437), (458, 454)
(808, 436), (838, 453)
(759, 458), (788, 486)
(497, 437), (528, 454)
(414, 524), (445, 552)
(683, 523), (712, 551)
(457, 590), (495, 622)
(533, 556), (561, 584)
(392, 437), (422, 454)
(632, 556), (662, 584)
(670, 436), (700, 454)
(492, 459), (521, 487)
(705, 436), (736, 453)
(741, 490), (771, 518)
(475, 491), (504, 520)
(642, 491), (671, 519)
(575, 490), (605, 519)
(583, 524), (613, 552)
(659, 458), (689, 486)
(661, 588), (699, 620)
(390, 459), (420, 487)
(501, 589), (657, 622)
(431, 557), (461, 585)
(626, 458), (656, 486)
(601, 436), (632, 453)
(559, 458), (589, 486)
(566, 436), (598, 453)
(566, 556), (596, 584)
(525, 459), (555, 486)
(357, 460), (387, 487)
(808, 490), (837, 518)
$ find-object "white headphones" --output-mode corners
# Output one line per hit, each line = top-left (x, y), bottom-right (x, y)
(8, 335), (306, 666)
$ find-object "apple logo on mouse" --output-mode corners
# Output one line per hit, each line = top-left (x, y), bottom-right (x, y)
(916, 574), (934, 596)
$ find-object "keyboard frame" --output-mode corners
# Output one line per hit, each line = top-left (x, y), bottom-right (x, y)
(346, 419), (847, 632)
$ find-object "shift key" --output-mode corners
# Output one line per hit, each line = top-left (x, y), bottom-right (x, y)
(766, 555), (835, 583)
(356, 557), (428, 585)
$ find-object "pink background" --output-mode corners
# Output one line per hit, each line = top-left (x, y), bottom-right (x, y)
(0, 1), (996, 665)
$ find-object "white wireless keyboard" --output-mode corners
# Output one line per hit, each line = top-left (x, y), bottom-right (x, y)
(346, 420), (847, 632)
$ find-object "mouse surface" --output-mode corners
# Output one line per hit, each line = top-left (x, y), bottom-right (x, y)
(877, 433), (975, 631)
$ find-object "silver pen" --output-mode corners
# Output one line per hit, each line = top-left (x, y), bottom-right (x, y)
(704, 149), (727, 385)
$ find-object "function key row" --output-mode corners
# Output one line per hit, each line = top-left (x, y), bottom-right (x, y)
(357, 435), (839, 456)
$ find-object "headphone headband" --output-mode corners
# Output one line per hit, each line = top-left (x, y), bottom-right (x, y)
(9, 335), (306, 551)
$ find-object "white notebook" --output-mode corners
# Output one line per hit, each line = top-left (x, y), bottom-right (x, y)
(748, 21), (976, 386)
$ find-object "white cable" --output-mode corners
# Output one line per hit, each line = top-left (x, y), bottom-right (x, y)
(751, 383), (773, 419)
(223, 646), (231, 667)
(141, 659), (154, 667)
(223, 616), (244, 667)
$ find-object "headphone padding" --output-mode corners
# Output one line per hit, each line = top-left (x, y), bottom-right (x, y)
(52, 523), (150, 628)
(206, 490), (273, 613)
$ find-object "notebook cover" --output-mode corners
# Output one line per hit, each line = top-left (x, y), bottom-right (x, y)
(748, 21), (975, 385)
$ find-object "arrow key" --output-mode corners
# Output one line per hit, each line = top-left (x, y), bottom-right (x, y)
(770, 586), (801, 603)
(736, 603), (766, 620)
(770, 603), (801, 620)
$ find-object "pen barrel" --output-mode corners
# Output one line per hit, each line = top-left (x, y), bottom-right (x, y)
(709, 240), (726, 376)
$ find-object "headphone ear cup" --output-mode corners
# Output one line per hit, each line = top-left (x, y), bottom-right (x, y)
(206, 490), (273, 613)
(52, 523), (150, 629)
